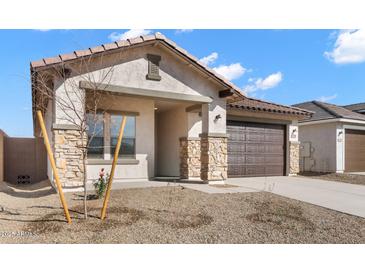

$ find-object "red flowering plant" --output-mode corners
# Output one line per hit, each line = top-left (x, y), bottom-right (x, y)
(93, 168), (110, 199)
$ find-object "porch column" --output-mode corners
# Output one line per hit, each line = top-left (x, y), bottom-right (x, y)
(200, 102), (228, 182)
(288, 121), (300, 175)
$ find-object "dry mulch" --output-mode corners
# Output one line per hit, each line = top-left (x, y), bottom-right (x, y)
(1, 182), (364, 244)
(300, 172), (365, 186)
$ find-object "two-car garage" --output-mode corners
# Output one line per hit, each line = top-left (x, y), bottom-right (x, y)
(227, 120), (286, 177)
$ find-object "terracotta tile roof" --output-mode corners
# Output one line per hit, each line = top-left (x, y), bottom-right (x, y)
(31, 33), (245, 97)
(228, 97), (312, 116)
(293, 101), (365, 122)
(31, 32), (311, 117)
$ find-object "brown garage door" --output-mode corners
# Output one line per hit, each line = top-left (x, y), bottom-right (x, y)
(227, 121), (286, 177)
(345, 129), (365, 172)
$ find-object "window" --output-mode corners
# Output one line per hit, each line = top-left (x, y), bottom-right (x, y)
(110, 115), (136, 158)
(87, 112), (136, 159)
(87, 113), (104, 159)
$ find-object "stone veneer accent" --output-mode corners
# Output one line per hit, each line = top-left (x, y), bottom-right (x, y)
(289, 141), (300, 175)
(179, 137), (201, 179)
(200, 135), (228, 181)
(54, 129), (85, 187)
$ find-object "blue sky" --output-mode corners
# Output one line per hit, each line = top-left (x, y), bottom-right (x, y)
(1, 29), (365, 137)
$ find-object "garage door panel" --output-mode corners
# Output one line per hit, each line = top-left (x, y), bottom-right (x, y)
(265, 134), (284, 143)
(229, 131), (246, 141)
(345, 129), (365, 172)
(265, 144), (284, 153)
(228, 156), (247, 165)
(227, 121), (286, 177)
(265, 166), (285, 175)
(265, 156), (284, 164)
(246, 144), (265, 153)
(246, 133), (265, 142)
(228, 142), (246, 153)
(246, 155), (265, 164)
(245, 166), (266, 176)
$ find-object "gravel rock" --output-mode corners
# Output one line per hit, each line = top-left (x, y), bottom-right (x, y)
(1, 184), (364, 243)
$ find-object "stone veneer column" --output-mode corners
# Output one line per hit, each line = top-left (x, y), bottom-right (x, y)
(179, 137), (201, 179)
(200, 134), (228, 182)
(53, 126), (86, 188)
(289, 141), (300, 175)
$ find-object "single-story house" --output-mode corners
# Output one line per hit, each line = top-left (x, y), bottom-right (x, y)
(31, 33), (311, 190)
(293, 100), (365, 173)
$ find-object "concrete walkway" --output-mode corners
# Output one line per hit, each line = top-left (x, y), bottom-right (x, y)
(228, 176), (365, 218)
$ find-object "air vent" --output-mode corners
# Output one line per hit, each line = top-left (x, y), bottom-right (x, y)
(146, 54), (161, 81)
(17, 175), (31, 184)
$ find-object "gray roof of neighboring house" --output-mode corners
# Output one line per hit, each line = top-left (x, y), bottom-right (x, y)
(343, 102), (365, 112)
(292, 101), (365, 122)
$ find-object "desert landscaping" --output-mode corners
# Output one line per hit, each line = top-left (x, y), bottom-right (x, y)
(1, 181), (364, 244)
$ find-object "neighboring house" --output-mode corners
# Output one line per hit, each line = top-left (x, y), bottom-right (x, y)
(31, 33), (311, 190)
(344, 103), (365, 114)
(293, 101), (365, 173)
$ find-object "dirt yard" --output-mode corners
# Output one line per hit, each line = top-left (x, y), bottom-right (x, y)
(1, 181), (364, 244)
(300, 172), (365, 186)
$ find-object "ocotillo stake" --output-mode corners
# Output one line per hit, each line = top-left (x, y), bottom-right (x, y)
(37, 110), (72, 224)
(100, 116), (127, 220)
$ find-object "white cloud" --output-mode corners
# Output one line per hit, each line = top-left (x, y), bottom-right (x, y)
(212, 63), (246, 81)
(34, 29), (51, 32)
(324, 29), (365, 64)
(199, 52), (218, 66)
(243, 72), (283, 95)
(317, 94), (338, 102)
(108, 29), (152, 41)
(175, 29), (194, 34)
(255, 72), (283, 90)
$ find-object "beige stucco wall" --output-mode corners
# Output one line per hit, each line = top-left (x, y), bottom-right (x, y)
(0, 130), (4, 182)
(156, 106), (188, 176)
(86, 94), (155, 182)
(53, 44), (226, 134)
(298, 122), (337, 172)
(188, 112), (202, 137)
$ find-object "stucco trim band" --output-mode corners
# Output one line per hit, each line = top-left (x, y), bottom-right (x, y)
(79, 81), (213, 104)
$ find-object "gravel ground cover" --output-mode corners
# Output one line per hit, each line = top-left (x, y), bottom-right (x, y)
(300, 172), (365, 186)
(1, 183), (364, 244)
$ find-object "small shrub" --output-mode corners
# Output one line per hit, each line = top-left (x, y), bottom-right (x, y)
(93, 168), (109, 199)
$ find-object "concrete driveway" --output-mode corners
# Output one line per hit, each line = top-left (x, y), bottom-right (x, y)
(228, 176), (365, 218)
